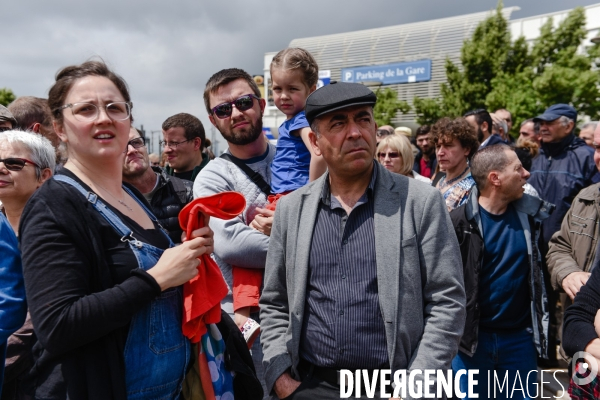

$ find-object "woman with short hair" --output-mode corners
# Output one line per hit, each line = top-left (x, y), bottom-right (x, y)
(376, 134), (430, 183)
(0, 130), (55, 230)
(432, 117), (479, 212)
(0, 130), (54, 397)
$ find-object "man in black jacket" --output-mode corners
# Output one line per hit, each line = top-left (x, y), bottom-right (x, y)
(464, 108), (505, 149)
(450, 144), (553, 399)
(123, 127), (193, 243)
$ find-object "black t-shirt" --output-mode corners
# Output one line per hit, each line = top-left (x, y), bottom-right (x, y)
(173, 169), (194, 181)
(57, 170), (171, 283)
(99, 202), (171, 283)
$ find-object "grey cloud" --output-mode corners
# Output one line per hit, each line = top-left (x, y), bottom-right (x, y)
(2, 0), (597, 149)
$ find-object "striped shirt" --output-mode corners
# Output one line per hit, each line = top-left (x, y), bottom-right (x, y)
(299, 165), (389, 369)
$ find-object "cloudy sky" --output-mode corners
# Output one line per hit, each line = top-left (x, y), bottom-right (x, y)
(2, 0), (597, 152)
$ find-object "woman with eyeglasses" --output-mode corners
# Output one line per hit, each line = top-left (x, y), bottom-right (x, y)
(0, 130), (55, 231)
(0, 130), (51, 396)
(18, 61), (214, 399)
(376, 133), (431, 183)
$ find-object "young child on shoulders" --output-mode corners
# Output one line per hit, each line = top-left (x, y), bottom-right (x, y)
(269, 47), (327, 200)
(233, 48), (327, 346)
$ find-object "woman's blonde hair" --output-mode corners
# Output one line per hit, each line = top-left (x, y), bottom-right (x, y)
(377, 134), (414, 176)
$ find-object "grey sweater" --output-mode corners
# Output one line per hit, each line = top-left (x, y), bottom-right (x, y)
(193, 144), (275, 314)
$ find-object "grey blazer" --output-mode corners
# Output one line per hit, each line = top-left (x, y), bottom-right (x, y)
(259, 162), (466, 397)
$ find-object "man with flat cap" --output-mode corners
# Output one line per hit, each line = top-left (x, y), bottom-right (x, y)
(527, 103), (600, 366)
(260, 82), (466, 399)
(0, 105), (17, 131)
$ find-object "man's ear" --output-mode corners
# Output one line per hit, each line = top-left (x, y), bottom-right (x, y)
(31, 123), (41, 133)
(193, 137), (202, 151)
(208, 114), (217, 127)
(481, 121), (489, 134)
(308, 130), (321, 156)
(488, 171), (501, 187)
(258, 97), (266, 113)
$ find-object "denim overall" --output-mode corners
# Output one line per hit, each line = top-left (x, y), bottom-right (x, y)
(54, 175), (190, 400)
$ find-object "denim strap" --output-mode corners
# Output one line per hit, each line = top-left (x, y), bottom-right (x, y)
(54, 175), (145, 248)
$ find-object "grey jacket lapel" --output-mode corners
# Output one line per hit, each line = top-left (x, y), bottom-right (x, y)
(373, 164), (404, 364)
(290, 177), (324, 356)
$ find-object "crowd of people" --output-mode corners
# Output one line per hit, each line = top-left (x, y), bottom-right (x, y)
(1, 46), (600, 400)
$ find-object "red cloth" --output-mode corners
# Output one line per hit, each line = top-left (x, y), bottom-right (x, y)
(230, 191), (292, 311)
(178, 192), (246, 343)
(232, 267), (262, 312)
(265, 191), (292, 211)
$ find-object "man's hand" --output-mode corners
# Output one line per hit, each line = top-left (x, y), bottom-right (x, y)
(274, 371), (301, 399)
(562, 271), (591, 300)
(250, 207), (274, 236)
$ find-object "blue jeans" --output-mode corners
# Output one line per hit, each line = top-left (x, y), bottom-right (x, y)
(452, 328), (537, 400)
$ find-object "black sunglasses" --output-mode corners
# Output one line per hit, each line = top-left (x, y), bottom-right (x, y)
(0, 157), (40, 171)
(211, 94), (260, 119)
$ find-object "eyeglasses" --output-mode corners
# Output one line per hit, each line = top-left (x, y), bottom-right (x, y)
(377, 152), (400, 159)
(159, 139), (193, 149)
(57, 102), (132, 122)
(127, 137), (147, 149)
(0, 157), (40, 171)
(211, 94), (260, 119)
(0, 127), (12, 133)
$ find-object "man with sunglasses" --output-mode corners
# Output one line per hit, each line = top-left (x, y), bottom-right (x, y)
(195, 68), (276, 395)
(0, 105), (17, 132)
(161, 113), (209, 182)
(123, 127), (193, 244)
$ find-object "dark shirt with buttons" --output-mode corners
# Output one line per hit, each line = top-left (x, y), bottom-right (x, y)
(299, 165), (389, 370)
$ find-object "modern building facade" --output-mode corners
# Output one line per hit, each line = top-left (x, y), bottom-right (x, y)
(262, 4), (600, 133)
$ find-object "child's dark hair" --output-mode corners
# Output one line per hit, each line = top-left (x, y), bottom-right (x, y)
(270, 48), (319, 88)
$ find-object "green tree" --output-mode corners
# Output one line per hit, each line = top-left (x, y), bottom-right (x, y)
(413, 3), (600, 133)
(373, 87), (410, 126)
(0, 88), (15, 106)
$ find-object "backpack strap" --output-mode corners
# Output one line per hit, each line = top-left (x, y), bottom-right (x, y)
(220, 153), (271, 196)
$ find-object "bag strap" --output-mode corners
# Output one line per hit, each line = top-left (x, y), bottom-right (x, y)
(169, 175), (190, 205)
(220, 153), (271, 196)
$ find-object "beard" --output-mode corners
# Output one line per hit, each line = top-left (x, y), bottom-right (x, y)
(220, 116), (263, 146)
(477, 126), (484, 143)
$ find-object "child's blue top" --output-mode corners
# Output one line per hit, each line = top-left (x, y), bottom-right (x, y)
(270, 111), (311, 194)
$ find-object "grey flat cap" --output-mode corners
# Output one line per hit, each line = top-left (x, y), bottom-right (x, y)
(0, 105), (17, 128)
(305, 81), (377, 125)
